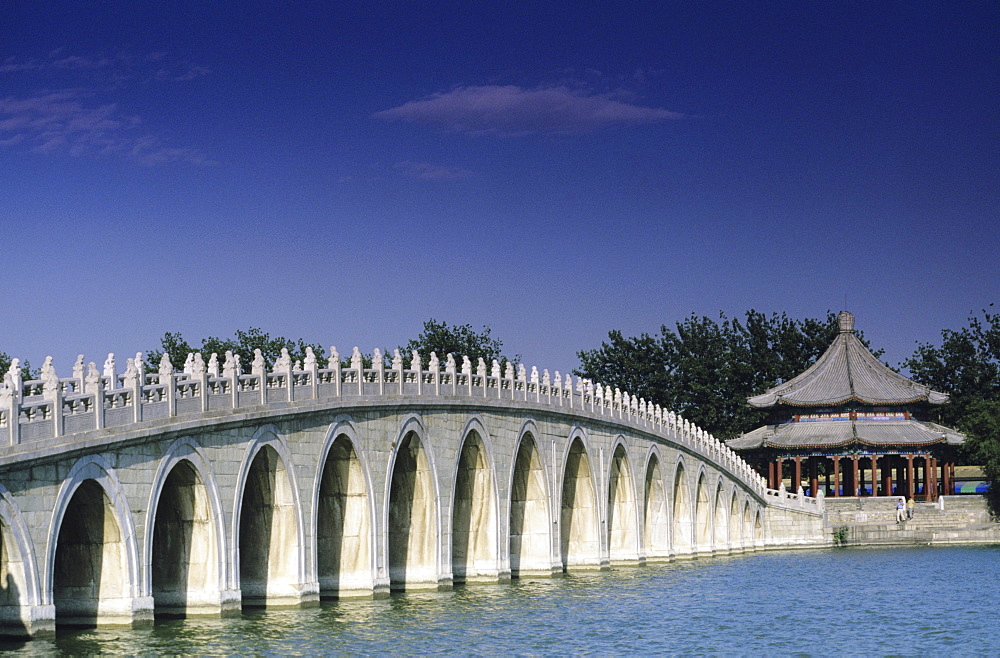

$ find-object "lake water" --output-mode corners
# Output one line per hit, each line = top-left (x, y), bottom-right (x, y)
(3, 545), (999, 655)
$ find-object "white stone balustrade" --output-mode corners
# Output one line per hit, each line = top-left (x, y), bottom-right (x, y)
(0, 348), (801, 500)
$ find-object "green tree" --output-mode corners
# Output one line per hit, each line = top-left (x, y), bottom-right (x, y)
(147, 328), (325, 373)
(399, 319), (517, 366)
(903, 304), (1000, 427)
(960, 400), (1000, 511)
(904, 305), (1000, 503)
(575, 310), (875, 439)
(0, 351), (37, 382)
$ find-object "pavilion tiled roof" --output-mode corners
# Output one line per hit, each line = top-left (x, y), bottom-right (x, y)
(747, 311), (950, 408)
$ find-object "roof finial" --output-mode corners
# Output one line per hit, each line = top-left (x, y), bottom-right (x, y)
(837, 311), (855, 333)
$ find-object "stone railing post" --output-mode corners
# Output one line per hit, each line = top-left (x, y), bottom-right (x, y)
(332, 359), (342, 397)
(375, 357), (385, 396)
(166, 374), (177, 417)
(133, 376), (143, 422)
(197, 371), (208, 412)
(307, 360), (319, 400)
(5, 389), (21, 445)
(45, 382), (63, 439)
(92, 386), (105, 430)
(284, 366), (294, 402)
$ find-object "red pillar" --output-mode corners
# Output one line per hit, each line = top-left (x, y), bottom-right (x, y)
(793, 456), (803, 492)
(809, 457), (819, 497)
(871, 454), (879, 496)
(906, 455), (915, 499)
(923, 455), (933, 502)
(882, 455), (893, 497)
(833, 456), (841, 497)
(852, 457), (860, 497)
(931, 458), (939, 501)
(768, 460), (776, 489)
(776, 457), (784, 489)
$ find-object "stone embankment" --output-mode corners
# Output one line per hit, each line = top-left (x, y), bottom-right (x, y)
(825, 495), (1000, 546)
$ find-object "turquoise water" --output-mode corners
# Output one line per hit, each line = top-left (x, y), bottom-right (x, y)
(3, 546), (999, 655)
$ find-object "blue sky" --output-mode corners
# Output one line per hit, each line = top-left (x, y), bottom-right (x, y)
(2, 2), (998, 377)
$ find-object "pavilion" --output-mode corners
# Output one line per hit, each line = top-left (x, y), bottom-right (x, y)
(727, 311), (964, 500)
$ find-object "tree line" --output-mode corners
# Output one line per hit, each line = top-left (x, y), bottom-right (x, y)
(3, 309), (999, 498)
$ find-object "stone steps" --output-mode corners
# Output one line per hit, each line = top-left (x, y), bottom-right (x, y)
(823, 495), (1000, 546)
(834, 523), (1000, 546)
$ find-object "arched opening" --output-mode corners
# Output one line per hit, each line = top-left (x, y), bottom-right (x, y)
(607, 445), (638, 564)
(643, 455), (669, 561)
(743, 502), (753, 548)
(560, 438), (599, 571)
(754, 511), (763, 546)
(695, 474), (712, 552)
(509, 433), (551, 577)
(151, 460), (219, 617)
(317, 435), (372, 598)
(452, 430), (497, 584)
(0, 519), (29, 635)
(729, 493), (743, 550)
(53, 480), (129, 627)
(713, 485), (729, 554)
(238, 445), (299, 607)
(388, 431), (438, 590)
(672, 464), (692, 556)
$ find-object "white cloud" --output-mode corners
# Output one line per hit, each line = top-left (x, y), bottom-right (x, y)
(394, 161), (474, 181)
(0, 50), (213, 166)
(374, 84), (682, 136)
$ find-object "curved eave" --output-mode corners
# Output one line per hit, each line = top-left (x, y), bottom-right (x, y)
(759, 394), (933, 409)
(761, 436), (949, 451)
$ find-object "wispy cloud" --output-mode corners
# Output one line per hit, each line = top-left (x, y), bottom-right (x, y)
(374, 85), (682, 136)
(394, 161), (474, 181)
(0, 50), (213, 165)
(0, 89), (212, 165)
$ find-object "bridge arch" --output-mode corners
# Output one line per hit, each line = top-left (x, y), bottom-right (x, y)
(232, 426), (305, 607)
(729, 490), (744, 551)
(385, 415), (441, 590)
(713, 480), (729, 554)
(642, 446), (670, 561)
(451, 416), (499, 584)
(606, 437), (639, 564)
(694, 467), (712, 553)
(672, 458), (693, 557)
(145, 437), (228, 617)
(0, 483), (43, 634)
(46, 454), (141, 626)
(508, 420), (552, 577)
(559, 428), (601, 571)
(314, 417), (376, 599)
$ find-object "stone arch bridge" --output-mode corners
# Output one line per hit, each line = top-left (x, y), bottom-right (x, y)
(0, 349), (824, 636)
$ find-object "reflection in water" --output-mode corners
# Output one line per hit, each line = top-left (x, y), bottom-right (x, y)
(2, 546), (1000, 655)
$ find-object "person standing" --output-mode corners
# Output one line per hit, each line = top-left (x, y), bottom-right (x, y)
(896, 498), (906, 523)
(907, 496), (915, 520)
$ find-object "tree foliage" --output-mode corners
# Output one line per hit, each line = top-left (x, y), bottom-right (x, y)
(959, 400), (1000, 510)
(147, 328), (325, 373)
(904, 305), (1000, 499)
(0, 351), (36, 382)
(903, 304), (1000, 427)
(399, 319), (517, 366)
(575, 310), (875, 439)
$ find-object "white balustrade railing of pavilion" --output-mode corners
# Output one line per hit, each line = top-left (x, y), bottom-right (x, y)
(0, 346), (770, 498)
